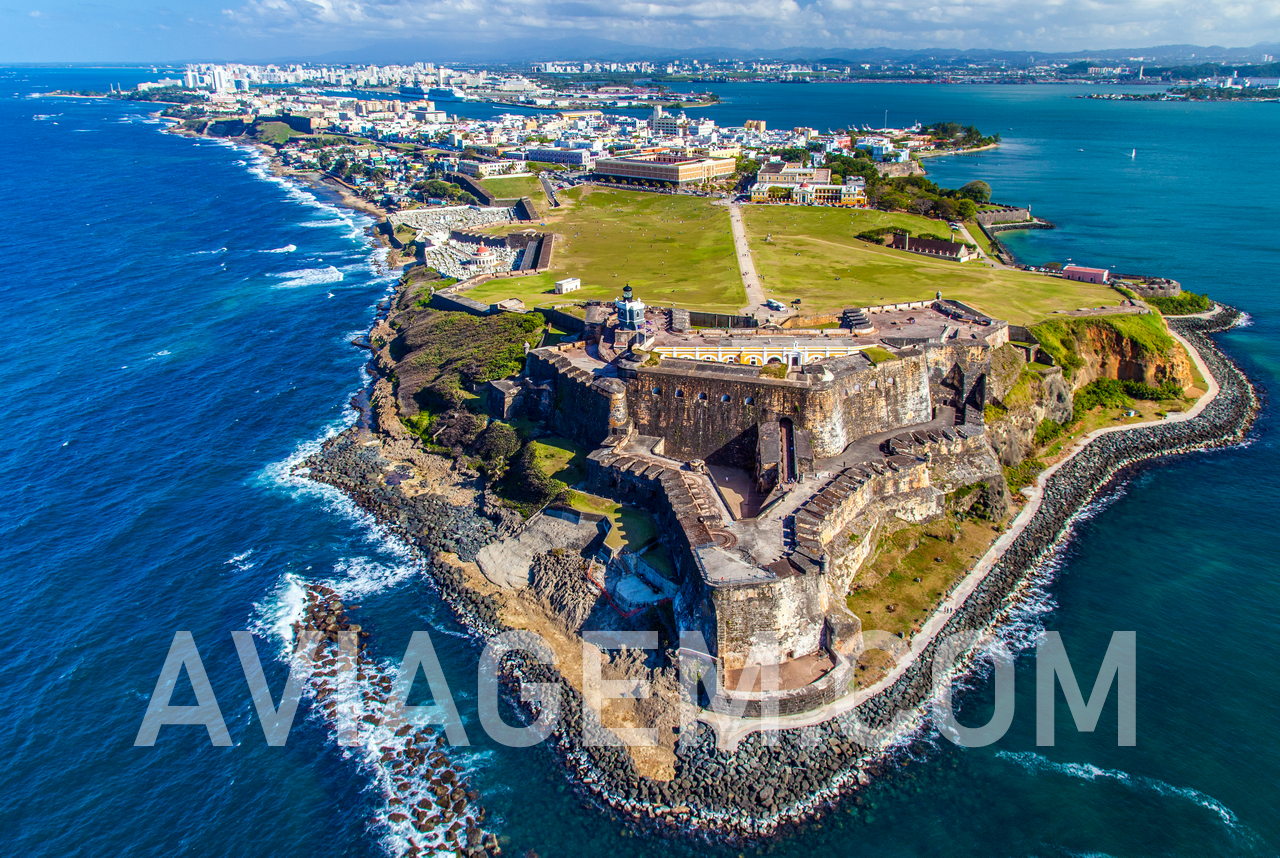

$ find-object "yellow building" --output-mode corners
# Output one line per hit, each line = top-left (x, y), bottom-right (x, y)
(594, 150), (736, 185)
(653, 340), (868, 366)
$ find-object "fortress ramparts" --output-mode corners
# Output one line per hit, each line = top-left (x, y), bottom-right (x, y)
(496, 296), (1012, 717)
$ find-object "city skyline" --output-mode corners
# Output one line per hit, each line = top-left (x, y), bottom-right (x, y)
(2, 0), (1279, 64)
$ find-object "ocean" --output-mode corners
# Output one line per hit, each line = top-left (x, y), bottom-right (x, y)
(1, 69), (1276, 857)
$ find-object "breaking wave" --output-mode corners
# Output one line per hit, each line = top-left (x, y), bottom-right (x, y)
(271, 266), (344, 289)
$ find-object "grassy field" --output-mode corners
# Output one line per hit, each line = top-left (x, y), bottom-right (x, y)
(847, 515), (999, 642)
(482, 174), (547, 211)
(464, 187), (746, 313)
(741, 206), (1119, 324)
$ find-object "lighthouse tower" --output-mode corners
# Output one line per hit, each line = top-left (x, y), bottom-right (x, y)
(615, 284), (646, 330)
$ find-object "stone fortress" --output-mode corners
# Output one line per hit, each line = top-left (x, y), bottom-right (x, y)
(491, 287), (1012, 718)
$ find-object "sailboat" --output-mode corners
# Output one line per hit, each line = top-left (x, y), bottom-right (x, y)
(1130, 148), (1137, 159)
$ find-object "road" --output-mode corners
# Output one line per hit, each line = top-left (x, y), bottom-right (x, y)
(538, 173), (560, 208)
(955, 221), (1005, 269)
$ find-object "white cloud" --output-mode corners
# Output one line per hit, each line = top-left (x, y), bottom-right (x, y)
(219, 0), (1280, 50)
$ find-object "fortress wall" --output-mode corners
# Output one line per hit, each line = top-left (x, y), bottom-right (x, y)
(711, 572), (827, 672)
(925, 342), (994, 413)
(526, 350), (625, 448)
(829, 356), (932, 455)
(812, 460), (933, 546)
(627, 369), (807, 461)
(629, 356), (935, 461)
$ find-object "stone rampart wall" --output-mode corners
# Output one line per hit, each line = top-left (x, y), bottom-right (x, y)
(628, 355), (932, 461)
(526, 349), (625, 449)
(710, 570), (826, 671)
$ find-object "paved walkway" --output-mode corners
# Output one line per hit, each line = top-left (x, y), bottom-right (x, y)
(727, 203), (765, 312)
(725, 202), (794, 322)
(699, 319), (1223, 749)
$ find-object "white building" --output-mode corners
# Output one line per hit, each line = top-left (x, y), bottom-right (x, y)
(553, 278), (581, 294)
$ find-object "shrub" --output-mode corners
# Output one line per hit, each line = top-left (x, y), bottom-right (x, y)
(1147, 292), (1213, 316)
(1034, 419), (1065, 446)
(1005, 459), (1045, 492)
(473, 421), (521, 473)
(1073, 379), (1133, 420)
(502, 443), (567, 512)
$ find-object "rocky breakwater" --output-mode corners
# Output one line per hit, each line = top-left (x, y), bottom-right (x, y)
(295, 583), (502, 856)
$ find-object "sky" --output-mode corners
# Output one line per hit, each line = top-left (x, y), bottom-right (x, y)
(0, 0), (1278, 63)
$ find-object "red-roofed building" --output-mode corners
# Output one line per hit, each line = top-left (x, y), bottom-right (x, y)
(1062, 264), (1110, 284)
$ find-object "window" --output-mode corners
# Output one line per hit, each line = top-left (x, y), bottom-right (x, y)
(675, 389), (684, 398)
(698, 392), (708, 401)
(721, 394), (731, 402)
(651, 386), (662, 395)
(744, 396), (755, 405)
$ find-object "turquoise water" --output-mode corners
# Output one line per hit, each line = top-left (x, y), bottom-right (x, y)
(0, 72), (1275, 856)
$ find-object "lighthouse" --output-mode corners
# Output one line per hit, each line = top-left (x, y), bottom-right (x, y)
(615, 284), (646, 330)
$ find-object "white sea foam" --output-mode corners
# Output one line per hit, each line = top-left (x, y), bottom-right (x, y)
(249, 571), (308, 645)
(192, 246), (228, 257)
(996, 751), (1247, 831)
(324, 555), (423, 601)
(260, 244), (297, 254)
(271, 266), (345, 289)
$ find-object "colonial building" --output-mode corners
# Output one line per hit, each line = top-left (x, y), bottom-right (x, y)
(749, 161), (868, 207)
(889, 233), (978, 262)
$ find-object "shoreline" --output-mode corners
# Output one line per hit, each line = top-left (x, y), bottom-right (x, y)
(914, 141), (1000, 159)
(176, 110), (1259, 840)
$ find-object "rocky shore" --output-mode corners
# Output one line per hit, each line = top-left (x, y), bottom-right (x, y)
(292, 583), (502, 856)
(297, 303), (1257, 846)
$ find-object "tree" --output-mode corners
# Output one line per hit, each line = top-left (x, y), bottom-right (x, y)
(956, 198), (979, 219)
(959, 180), (992, 203)
(769, 146), (810, 164)
(932, 197), (959, 221)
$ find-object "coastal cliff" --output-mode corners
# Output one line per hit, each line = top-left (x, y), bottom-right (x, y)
(985, 314), (1197, 467)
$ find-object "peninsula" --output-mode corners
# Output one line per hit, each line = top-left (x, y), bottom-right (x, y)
(116, 69), (1257, 848)
(297, 160), (1254, 843)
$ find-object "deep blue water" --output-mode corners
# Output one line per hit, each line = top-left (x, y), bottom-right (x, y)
(1, 69), (1277, 857)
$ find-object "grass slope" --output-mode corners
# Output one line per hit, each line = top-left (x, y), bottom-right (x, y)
(742, 206), (1118, 324)
(464, 187), (745, 313)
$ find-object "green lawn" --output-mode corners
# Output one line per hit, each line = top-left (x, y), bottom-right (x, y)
(566, 489), (660, 553)
(529, 436), (588, 486)
(482, 174), (546, 210)
(463, 186), (745, 313)
(741, 206), (1119, 325)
